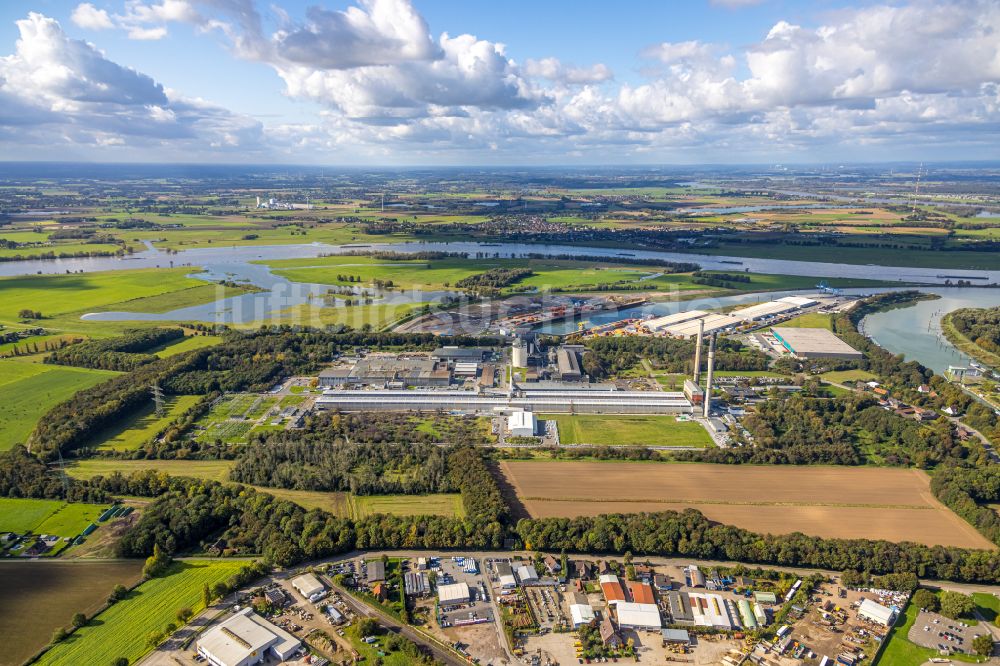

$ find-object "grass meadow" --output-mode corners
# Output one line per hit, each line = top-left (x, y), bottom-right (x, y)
(541, 413), (714, 447)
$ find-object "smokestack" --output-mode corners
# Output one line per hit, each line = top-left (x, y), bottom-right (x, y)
(703, 333), (716, 418)
(692, 318), (704, 383)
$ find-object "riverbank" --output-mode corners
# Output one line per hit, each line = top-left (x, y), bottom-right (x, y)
(941, 310), (1000, 372)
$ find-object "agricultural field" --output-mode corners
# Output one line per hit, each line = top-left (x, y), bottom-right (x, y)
(499, 461), (994, 548)
(0, 498), (71, 534)
(67, 458), (235, 482)
(0, 359), (118, 448)
(541, 414), (713, 447)
(0, 560), (144, 666)
(91, 395), (200, 451)
(349, 494), (465, 518)
(151, 334), (223, 357)
(821, 369), (880, 384)
(266, 301), (423, 330)
(36, 560), (246, 666)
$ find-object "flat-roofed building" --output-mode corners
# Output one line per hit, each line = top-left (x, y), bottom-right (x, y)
(432, 347), (491, 362)
(683, 379), (704, 405)
(665, 314), (741, 338)
(688, 593), (736, 629)
(771, 327), (863, 360)
(516, 564), (539, 585)
(615, 602), (662, 631)
(661, 628), (691, 646)
(319, 357), (452, 387)
(508, 410), (537, 437)
(197, 608), (300, 666)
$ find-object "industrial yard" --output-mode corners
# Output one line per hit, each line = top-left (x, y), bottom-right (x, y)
(499, 462), (995, 548)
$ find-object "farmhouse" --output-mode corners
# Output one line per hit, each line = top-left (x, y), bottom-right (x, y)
(290, 573), (325, 602)
(197, 608), (300, 666)
(857, 598), (896, 626)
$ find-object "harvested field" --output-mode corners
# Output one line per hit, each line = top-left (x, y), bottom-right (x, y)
(500, 461), (994, 549)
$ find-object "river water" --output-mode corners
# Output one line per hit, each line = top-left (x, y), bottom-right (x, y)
(4, 240), (1000, 371)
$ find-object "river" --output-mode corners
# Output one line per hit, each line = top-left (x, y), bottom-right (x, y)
(4, 240), (1000, 372)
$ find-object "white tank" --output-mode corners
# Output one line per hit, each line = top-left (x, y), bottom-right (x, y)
(512, 343), (528, 367)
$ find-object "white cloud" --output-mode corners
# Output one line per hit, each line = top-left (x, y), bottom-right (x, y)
(0, 12), (263, 156)
(71, 3), (115, 30)
(127, 25), (169, 39)
(523, 58), (613, 84)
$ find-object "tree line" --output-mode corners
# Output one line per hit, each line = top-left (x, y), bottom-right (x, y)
(45, 327), (183, 371)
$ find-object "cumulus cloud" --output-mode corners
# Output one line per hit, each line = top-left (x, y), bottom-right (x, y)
(0, 12), (262, 155)
(6, 0), (1000, 162)
(523, 58), (613, 85)
(71, 3), (115, 30)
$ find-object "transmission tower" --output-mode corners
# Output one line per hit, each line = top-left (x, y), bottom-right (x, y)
(911, 162), (923, 216)
(151, 382), (165, 417)
(55, 447), (70, 495)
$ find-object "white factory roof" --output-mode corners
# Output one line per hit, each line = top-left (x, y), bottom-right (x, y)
(570, 603), (596, 626)
(689, 593), (735, 629)
(509, 410), (536, 429)
(643, 310), (708, 331)
(730, 301), (799, 321)
(198, 608), (300, 666)
(291, 573), (325, 599)
(615, 602), (662, 630)
(665, 314), (740, 338)
(778, 296), (817, 307)
(499, 573), (518, 588)
(858, 598), (895, 626)
(316, 395), (690, 409)
(438, 581), (471, 604)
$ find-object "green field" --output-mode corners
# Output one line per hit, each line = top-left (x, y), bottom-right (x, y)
(777, 312), (834, 329)
(0, 498), (109, 539)
(37, 560), (246, 666)
(92, 395), (200, 451)
(350, 494), (465, 518)
(152, 334), (223, 357)
(0, 268), (216, 321)
(542, 414), (713, 447)
(821, 369), (879, 384)
(67, 458), (234, 482)
(0, 359), (118, 448)
(0, 498), (69, 534)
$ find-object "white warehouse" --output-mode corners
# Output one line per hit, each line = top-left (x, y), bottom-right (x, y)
(197, 608), (300, 666)
(508, 410), (537, 437)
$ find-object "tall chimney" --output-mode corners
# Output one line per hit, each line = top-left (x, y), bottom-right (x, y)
(692, 318), (704, 383)
(703, 333), (716, 418)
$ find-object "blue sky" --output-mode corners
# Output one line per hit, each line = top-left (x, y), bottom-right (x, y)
(0, 0), (997, 164)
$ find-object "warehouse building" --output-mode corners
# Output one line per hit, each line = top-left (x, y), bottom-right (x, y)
(508, 410), (537, 437)
(291, 573), (326, 602)
(438, 581), (472, 606)
(316, 389), (692, 415)
(626, 581), (656, 605)
(496, 561), (518, 589)
(615, 602), (662, 631)
(668, 591), (694, 625)
(683, 379), (704, 405)
(366, 560), (385, 583)
(664, 313), (742, 339)
(642, 310), (708, 334)
(570, 599), (596, 628)
(600, 574), (628, 605)
(197, 608), (300, 666)
(517, 564), (539, 585)
(432, 347), (491, 362)
(556, 347), (583, 381)
(857, 598), (896, 626)
(771, 327), (863, 360)
(319, 357), (452, 388)
(404, 572), (429, 596)
(688, 593), (736, 629)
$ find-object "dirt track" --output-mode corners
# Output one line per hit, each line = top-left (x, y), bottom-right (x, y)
(499, 461), (994, 549)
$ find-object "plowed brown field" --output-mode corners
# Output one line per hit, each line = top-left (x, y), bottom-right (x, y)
(499, 461), (993, 549)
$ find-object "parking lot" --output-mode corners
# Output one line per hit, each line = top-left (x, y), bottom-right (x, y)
(909, 609), (993, 655)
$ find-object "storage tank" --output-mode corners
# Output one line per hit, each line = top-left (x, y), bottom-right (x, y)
(512, 342), (528, 367)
